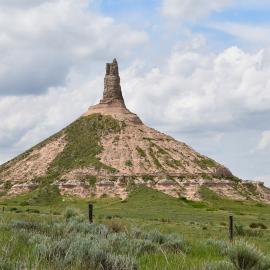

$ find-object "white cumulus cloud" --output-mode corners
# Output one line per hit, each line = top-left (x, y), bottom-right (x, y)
(123, 46), (270, 133)
(0, 0), (147, 95)
(161, 0), (232, 20)
(212, 22), (270, 46)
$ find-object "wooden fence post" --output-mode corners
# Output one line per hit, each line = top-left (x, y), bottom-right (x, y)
(229, 215), (233, 241)
(88, 203), (93, 223)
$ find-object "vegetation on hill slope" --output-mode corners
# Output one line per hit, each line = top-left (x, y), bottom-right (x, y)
(0, 114), (123, 178)
(0, 114), (125, 199)
(36, 114), (125, 200)
(49, 114), (122, 175)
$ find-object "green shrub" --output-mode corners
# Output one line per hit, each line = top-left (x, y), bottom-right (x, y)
(144, 230), (166, 244)
(201, 173), (213, 180)
(64, 208), (79, 221)
(64, 236), (138, 269)
(25, 208), (40, 214)
(105, 233), (156, 257)
(107, 232), (130, 251)
(179, 196), (188, 202)
(199, 186), (220, 201)
(84, 175), (97, 186)
(258, 256), (270, 270)
(35, 238), (71, 263)
(64, 237), (95, 266)
(32, 183), (61, 204)
(66, 220), (109, 236)
(249, 223), (267, 230)
(11, 220), (40, 231)
(142, 175), (154, 182)
(136, 146), (146, 158)
(165, 158), (182, 168)
(235, 224), (263, 237)
(0, 258), (26, 270)
(129, 228), (143, 239)
(106, 254), (138, 270)
(29, 234), (50, 245)
(195, 157), (216, 169)
(205, 239), (229, 256)
(234, 224), (246, 236)
(0, 258), (12, 269)
(148, 147), (163, 169)
(3, 181), (12, 190)
(19, 201), (30, 206)
(125, 160), (133, 167)
(143, 230), (190, 254)
(162, 233), (190, 254)
(107, 220), (126, 233)
(228, 240), (264, 270)
(131, 239), (158, 255)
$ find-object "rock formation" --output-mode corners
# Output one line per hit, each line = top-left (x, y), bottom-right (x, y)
(84, 59), (142, 124)
(101, 59), (125, 105)
(0, 59), (269, 202)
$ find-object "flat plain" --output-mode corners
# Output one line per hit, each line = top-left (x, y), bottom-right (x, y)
(0, 186), (269, 269)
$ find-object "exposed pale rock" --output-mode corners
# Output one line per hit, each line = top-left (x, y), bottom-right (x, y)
(8, 182), (38, 195)
(157, 179), (176, 186)
(0, 136), (66, 182)
(214, 165), (233, 178)
(57, 180), (92, 198)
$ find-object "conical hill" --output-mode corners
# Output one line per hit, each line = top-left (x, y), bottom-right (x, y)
(0, 59), (269, 202)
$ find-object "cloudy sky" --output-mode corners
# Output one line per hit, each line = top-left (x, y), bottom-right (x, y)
(1, 0), (270, 186)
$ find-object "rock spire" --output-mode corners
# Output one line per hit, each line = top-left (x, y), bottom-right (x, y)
(100, 59), (125, 106)
(84, 58), (142, 124)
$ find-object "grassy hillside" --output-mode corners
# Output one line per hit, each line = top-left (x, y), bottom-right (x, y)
(49, 113), (123, 175)
(0, 114), (123, 186)
(0, 187), (269, 269)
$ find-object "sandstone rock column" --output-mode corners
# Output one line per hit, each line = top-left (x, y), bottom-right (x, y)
(100, 59), (125, 106)
(84, 58), (143, 124)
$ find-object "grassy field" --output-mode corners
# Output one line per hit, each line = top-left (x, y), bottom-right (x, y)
(0, 186), (270, 269)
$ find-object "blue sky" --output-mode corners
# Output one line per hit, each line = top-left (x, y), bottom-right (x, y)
(0, 0), (270, 186)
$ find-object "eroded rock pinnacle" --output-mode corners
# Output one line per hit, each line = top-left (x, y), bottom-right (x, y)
(84, 58), (142, 124)
(100, 58), (125, 106)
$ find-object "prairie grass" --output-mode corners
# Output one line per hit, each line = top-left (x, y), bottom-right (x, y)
(0, 186), (270, 269)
